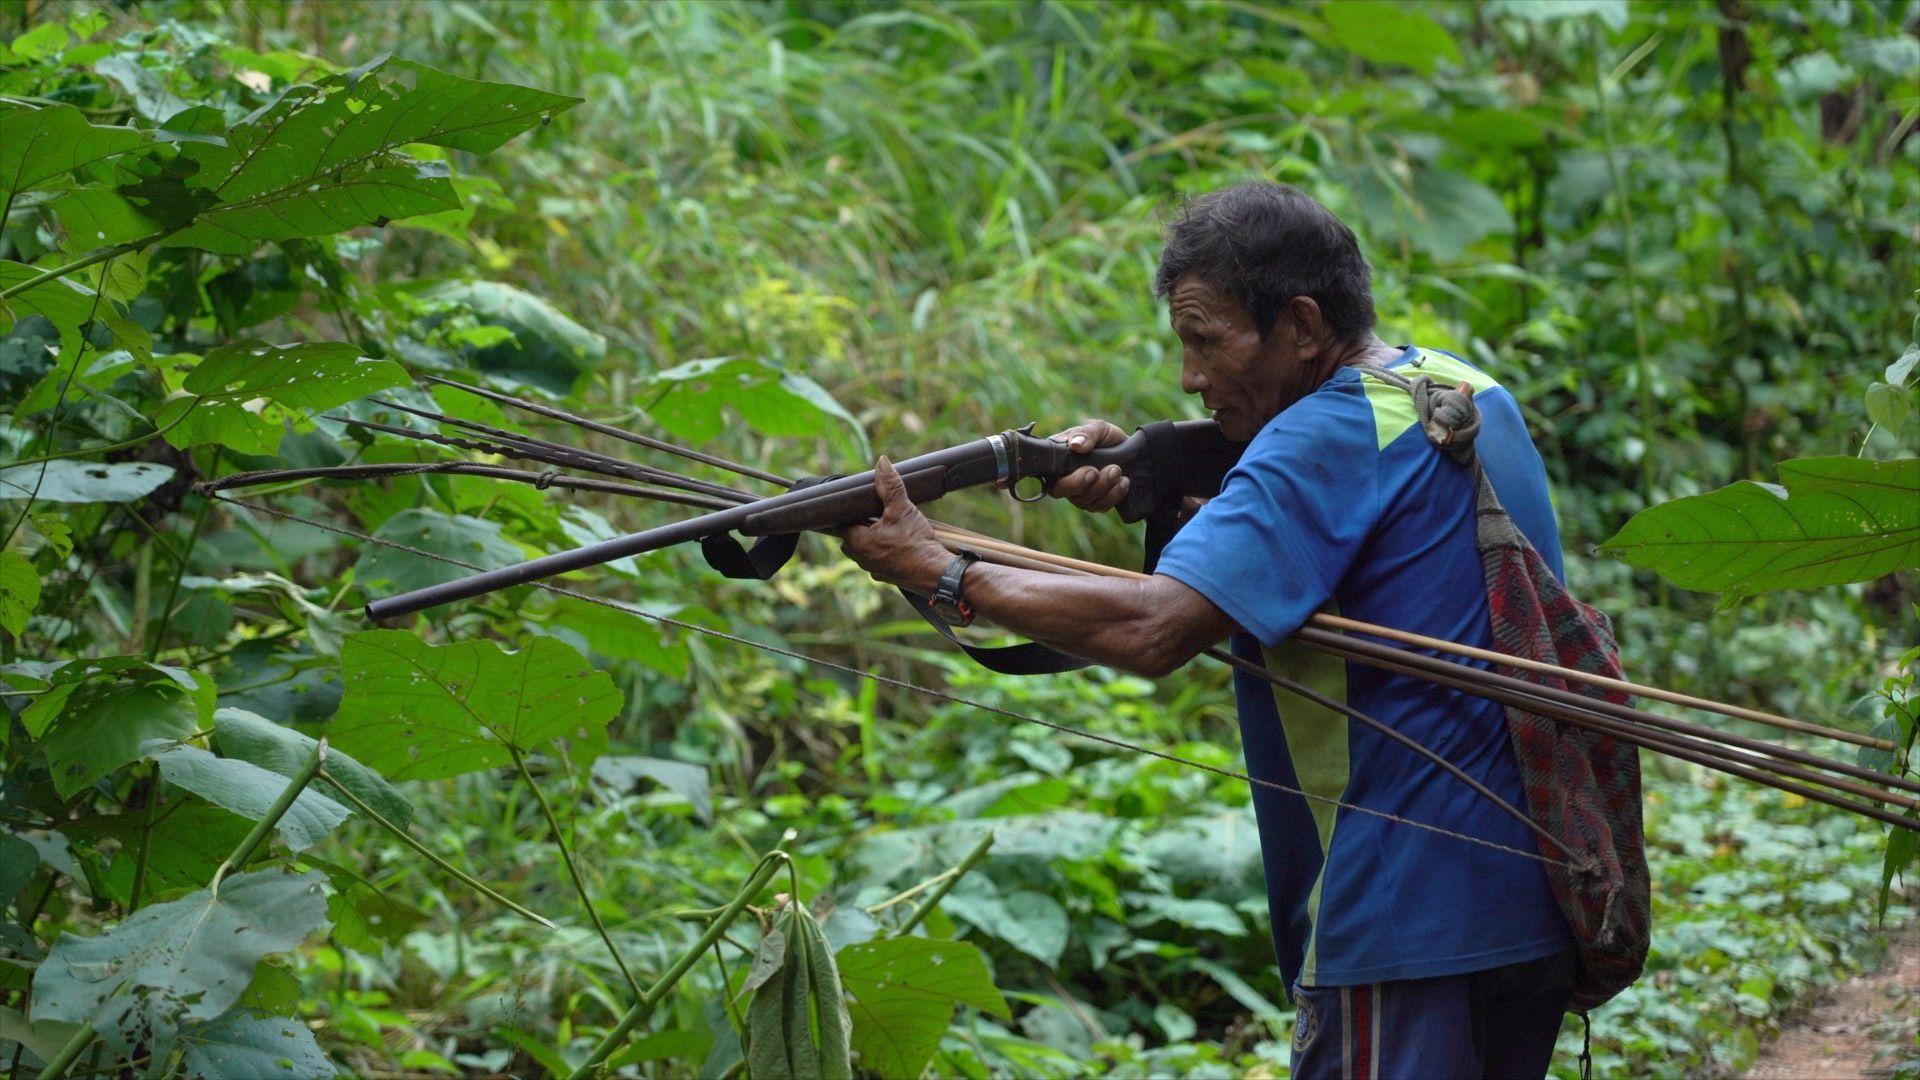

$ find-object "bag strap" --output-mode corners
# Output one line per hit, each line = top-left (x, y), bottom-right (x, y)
(1354, 363), (1527, 552)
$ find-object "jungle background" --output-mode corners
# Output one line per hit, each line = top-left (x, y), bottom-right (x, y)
(1, 0), (1917, 1077)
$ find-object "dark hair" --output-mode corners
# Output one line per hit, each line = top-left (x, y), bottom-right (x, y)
(1154, 182), (1377, 343)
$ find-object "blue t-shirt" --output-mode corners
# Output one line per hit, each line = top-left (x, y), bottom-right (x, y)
(1155, 346), (1573, 989)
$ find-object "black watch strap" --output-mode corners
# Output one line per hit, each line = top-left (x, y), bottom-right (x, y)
(929, 551), (979, 626)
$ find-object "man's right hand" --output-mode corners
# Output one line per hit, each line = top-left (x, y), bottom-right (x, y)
(1045, 419), (1130, 512)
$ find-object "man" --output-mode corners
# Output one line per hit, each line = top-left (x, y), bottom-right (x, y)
(840, 181), (1577, 1078)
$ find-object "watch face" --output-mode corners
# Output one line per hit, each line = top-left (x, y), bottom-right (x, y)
(930, 597), (967, 624)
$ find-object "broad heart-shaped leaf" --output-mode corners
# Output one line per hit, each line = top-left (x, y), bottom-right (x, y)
(143, 741), (351, 852)
(0, 551), (38, 636)
(178, 1009), (339, 1079)
(0, 103), (148, 202)
(0, 460), (174, 504)
(152, 340), (409, 454)
(353, 509), (525, 593)
(1320, 0), (1462, 75)
(33, 869), (330, 1056)
(747, 905), (852, 1080)
(33, 663), (212, 797)
(941, 885), (1070, 967)
(166, 58), (579, 256)
(214, 707), (412, 827)
(1602, 456), (1920, 599)
(328, 630), (621, 780)
(836, 938), (1008, 1080)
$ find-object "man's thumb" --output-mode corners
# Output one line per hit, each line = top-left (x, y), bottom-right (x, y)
(874, 454), (909, 510)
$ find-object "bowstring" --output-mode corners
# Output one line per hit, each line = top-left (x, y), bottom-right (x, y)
(211, 493), (1571, 870)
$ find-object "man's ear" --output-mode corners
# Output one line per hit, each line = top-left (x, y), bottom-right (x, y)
(1284, 295), (1328, 360)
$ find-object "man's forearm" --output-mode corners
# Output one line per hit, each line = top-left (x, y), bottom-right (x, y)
(905, 559), (1231, 677)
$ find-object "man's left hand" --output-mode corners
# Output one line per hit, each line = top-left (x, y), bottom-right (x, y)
(838, 455), (950, 593)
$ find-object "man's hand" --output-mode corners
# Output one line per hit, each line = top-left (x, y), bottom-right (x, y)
(838, 455), (951, 593)
(1045, 418), (1130, 512)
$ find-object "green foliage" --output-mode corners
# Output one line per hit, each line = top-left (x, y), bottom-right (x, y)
(746, 902), (853, 1080)
(1, 2), (1913, 1077)
(327, 630), (619, 779)
(1603, 457), (1919, 600)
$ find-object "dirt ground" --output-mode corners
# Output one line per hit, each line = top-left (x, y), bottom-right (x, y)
(1745, 925), (1920, 1080)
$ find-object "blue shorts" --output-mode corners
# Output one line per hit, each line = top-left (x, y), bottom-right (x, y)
(1289, 949), (1577, 1079)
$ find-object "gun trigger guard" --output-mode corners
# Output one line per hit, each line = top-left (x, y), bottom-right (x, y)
(1009, 476), (1049, 503)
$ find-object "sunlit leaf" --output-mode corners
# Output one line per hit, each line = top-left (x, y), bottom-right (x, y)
(328, 630), (621, 780)
(33, 870), (330, 1055)
(1602, 457), (1920, 598)
(1320, 1), (1461, 76)
(836, 938), (1007, 1079)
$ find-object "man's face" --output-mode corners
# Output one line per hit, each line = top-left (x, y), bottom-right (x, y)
(1168, 274), (1317, 442)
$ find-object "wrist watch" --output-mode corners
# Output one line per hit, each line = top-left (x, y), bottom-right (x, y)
(928, 551), (979, 627)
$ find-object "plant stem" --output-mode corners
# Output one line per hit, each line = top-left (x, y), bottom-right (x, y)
(315, 770), (556, 928)
(567, 851), (789, 1079)
(896, 832), (994, 936)
(210, 740), (326, 891)
(0, 398), (204, 472)
(507, 745), (643, 998)
(34, 1024), (95, 1080)
(145, 453), (220, 661)
(0, 229), (178, 302)
(128, 768), (163, 912)
(1589, 23), (1656, 509)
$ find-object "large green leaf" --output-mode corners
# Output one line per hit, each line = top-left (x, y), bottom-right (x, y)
(353, 509), (525, 592)
(1320, 1), (1462, 75)
(590, 755), (711, 823)
(941, 885), (1070, 966)
(94, 801), (253, 906)
(1602, 457), (1920, 598)
(0, 460), (174, 504)
(166, 58), (579, 255)
(213, 707), (412, 827)
(153, 340), (409, 454)
(327, 630), (621, 780)
(178, 1010), (339, 1079)
(0, 551), (38, 636)
(144, 741), (351, 852)
(643, 357), (867, 451)
(0, 103), (148, 203)
(33, 869), (330, 1055)
(0, 259), (152, 364)
(836, 938), (1007, 1079)
(425, 280), (605, 391)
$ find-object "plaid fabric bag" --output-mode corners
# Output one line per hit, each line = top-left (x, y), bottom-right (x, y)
(1365, 366), (1651, 1012)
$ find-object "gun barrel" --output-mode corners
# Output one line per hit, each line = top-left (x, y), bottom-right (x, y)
(365, 437), (1002, 621)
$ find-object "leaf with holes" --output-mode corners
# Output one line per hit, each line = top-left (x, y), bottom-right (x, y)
(165, 58), (579, 255)
(0, 460), (174, 504)
(1602, 456), (1920, 599)
(143, 741), (351, 851)
(152, 340), (409, 455)
(32, 869), (330, 1056)
(178, 1009), (339, 1079)
(327, 630), (620, 780)
(836, 938), (1007, 1079)
(0, 103), (148, 203)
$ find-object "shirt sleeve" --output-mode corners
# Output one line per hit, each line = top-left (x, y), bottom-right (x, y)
(1154, 392), (1383, 647)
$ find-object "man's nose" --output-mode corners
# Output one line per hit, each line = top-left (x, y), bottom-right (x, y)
(1180, 360), (1208, 396)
